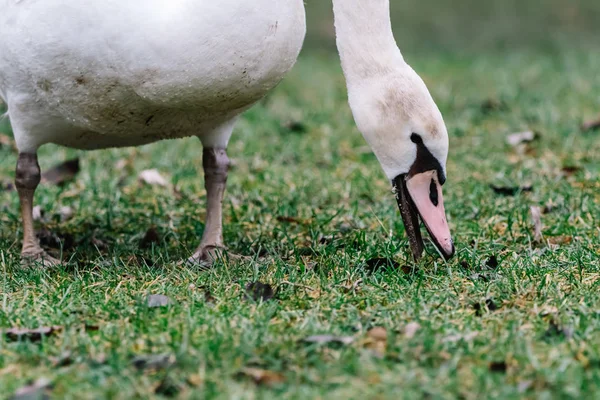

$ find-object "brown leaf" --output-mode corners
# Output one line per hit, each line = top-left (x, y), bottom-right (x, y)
(239, 368), (285, 387)
(147, 294), (173, 308)
(50, 351), (73, 368)
(506, 131), (538, 146)
(139, 227), (161, 249)
(10, 377), (52, 400)
(443, 331), (478, 343)
(367, 326), (387, 342)
(245, 282), (274, 302)
(0, 132), (15, 149)
(530, 206), (543, 242)
(41, 158), (80, 186)
(547, 235), (573, 245)
(561, 165), (583, 176)
(302, 335), (354, 346)
(5, 326), (62, 342)
(581, 117), (600, 132)
(276, 215), (307, 225)
(138, 169), (168, 187)
(404, 322), (421, 339)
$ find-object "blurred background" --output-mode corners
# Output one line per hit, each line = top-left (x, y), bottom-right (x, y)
(304, 0), (600, 54)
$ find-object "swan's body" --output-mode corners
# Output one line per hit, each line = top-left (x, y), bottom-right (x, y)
(0, 0), (305, 151)
(1, 0), (453, 267)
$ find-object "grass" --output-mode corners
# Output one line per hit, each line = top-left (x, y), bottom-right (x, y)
(1, 47), (600, 398)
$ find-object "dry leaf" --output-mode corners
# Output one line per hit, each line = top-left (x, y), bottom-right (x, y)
(506, 131), (537, 146)
(547, 235), (573, 245)
(147, 294), (173, 308)
(59, 206), (74, 222)
(404, 322), (421, 339)
(581, 117), (600, 132)
(0, 133), (15, 149)
(11, 377), (52, 400)
(303, 335), (354, 346)
(366, 327), (387, 358)
(32, 205), (44, 222)
(442, 331), (478, 343)
(530, 206), (543, 242)
(41, 158), (80, 186)
(5, 326), (62, 342)
(276, 215), (307, 225)
(138, 169), (168, 187)
(239, 368), (285, 387)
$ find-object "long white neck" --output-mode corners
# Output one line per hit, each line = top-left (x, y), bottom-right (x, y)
(332, 0), (405, 83)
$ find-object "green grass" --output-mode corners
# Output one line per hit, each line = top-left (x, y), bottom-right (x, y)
(1, 49), (600, 398)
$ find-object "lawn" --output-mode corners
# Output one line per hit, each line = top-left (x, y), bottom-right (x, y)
(1, 25), (600, 400)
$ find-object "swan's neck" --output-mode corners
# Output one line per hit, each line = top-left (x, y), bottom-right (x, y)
(332, 0), (405, 83)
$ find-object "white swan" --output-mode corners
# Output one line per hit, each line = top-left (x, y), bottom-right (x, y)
(0, 0), (453, 267)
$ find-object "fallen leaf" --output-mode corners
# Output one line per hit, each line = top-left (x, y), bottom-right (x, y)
(581, 117), (600, 132)
(147, 294), (173, 308)
(138, 169), (168, 187)
(364, 258), (401, 274)
(58, 206), (74, 222)
(50, 351), (73, 368)
(547, 235), (573, 245)
(367, 326), (387, 341)
(10, 377), (52, 400)
(561, 165), (582, 176)
(530, 206), (543, 242)
(5, 326), (62, 342)
(276, 215), (306, 225)
(506, 131), (538, 146)
(443, 331), (478, 343)
(239, 368), (285, 387)
(139, 227), (161, 249)
(489, 361), (507, 373)
(41, 158), (80, 186)
(0, 133), (15, 149)
(490, 184), (532, 196)
(404, 322), (421, 339)
(32, 205), (44, 222)
(365, 327), (387, 358)
(518, 380), (534, 393)
(302, 335), (354, 346)
(245, 282), (274, 302)
(131, 354), (174, 371)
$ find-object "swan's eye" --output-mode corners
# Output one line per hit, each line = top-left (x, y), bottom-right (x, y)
(410, 133), (423, 144)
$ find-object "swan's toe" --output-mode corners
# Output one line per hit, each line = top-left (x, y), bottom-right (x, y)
(21, 250), (61, 268)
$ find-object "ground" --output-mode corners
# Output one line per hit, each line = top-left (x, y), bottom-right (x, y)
(1, 49), (599, 399)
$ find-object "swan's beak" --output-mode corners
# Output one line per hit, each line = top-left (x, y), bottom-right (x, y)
(393, 171), (455, 260)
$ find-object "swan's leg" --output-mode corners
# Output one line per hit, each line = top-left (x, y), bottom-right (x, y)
(15, 153), (60, 267)
(187, 147), (230, 265)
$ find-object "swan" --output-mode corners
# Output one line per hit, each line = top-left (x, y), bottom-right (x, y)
(0, 0), (454, 267)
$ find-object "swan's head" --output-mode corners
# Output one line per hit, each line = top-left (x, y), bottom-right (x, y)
(347, 64), (454, 260)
